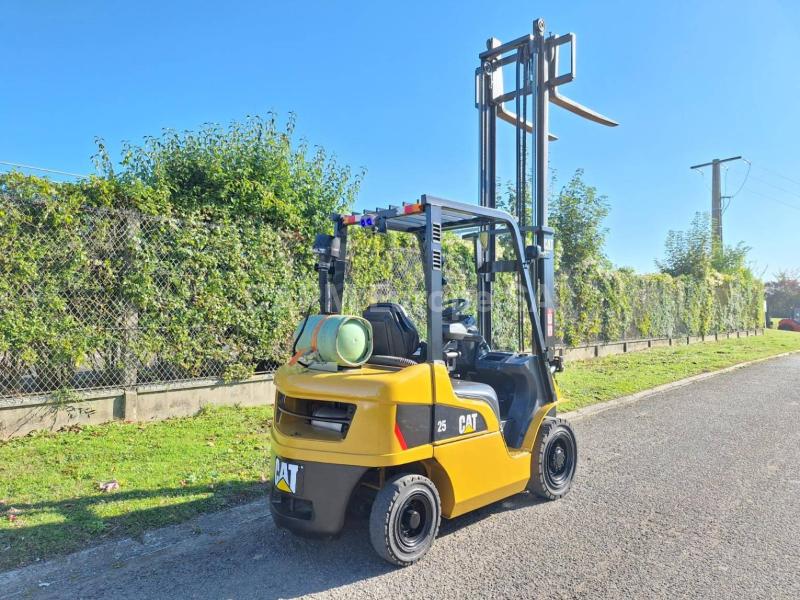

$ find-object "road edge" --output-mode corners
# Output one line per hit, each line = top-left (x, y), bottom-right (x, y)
(559, 349), (800, 422)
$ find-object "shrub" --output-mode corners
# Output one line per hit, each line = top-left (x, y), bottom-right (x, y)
(0, 115), (359, 392)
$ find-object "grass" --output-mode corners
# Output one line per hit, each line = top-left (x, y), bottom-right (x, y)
(0, 406), (272, 571)
(2, 329), (800, 571)
(556, 328), (800, 412)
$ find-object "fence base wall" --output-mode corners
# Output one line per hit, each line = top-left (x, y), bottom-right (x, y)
(0, 374), (275, 440)
(556, 328), (763, 363)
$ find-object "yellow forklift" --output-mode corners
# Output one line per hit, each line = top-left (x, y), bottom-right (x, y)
(270, 18), (616, 566)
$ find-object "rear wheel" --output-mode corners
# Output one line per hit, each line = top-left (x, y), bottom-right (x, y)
(369, 473), (441, 566)
(528, 417), (577, 500)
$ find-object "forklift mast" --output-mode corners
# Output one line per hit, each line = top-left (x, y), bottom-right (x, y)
(475, 18), (617, 361)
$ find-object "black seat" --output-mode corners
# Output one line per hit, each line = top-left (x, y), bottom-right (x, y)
(362, 303), (420, 359)
(450, 379), (500, 421)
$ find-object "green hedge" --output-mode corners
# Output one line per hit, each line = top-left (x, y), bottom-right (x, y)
(0, 189), (122, 392)
(0, 189), (764, 398)
(0, 194), (316, 394)
(126, 213), (314, 381)
(556, 267), (764, 347)
(343, 232), (765, 351)
(1, 116), (358, 395)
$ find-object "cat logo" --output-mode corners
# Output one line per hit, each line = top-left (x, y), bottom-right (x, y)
(459, 412), (478, 434)
(274, 457), (300, 494)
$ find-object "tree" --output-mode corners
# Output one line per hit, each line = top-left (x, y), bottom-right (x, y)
(547, 170), (611, 345)
(657, 212), (712, 277)
(712, 241), (751, 274)
(656, 212), (752, 277)
(92, 113), (363, 244)
(549, 169), (610, 272)
(765, 270), (800, 318)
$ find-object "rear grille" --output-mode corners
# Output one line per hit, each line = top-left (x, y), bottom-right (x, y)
(275, 394), (356, 438)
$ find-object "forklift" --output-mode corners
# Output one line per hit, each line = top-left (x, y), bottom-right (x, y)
(270, 19), (617, 566)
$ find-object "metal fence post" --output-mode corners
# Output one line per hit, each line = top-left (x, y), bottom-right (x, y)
(122, 210), (140, 388)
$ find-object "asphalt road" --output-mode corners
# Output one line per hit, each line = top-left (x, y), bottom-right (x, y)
(5, 354), (800, 599)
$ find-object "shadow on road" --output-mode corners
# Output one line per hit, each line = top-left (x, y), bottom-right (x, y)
(253, 489), (547, 599)
(3, 485), (551, 598)
(438, 489), (548, 537)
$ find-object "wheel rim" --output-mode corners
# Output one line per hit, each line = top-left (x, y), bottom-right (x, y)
(545, 430), (576, 490)
(395, 492), (433, 552)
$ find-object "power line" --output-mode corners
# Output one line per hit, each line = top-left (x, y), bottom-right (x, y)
(752, 163), (800, 190)
(725, 158), (751, 200)
(693, 168), (712, 193)
(720, 158), (751, 214)
(748, 173), (800, 201)
(0, 160), (87, 179)
(743, 186), (800, 212)
(739, 159), (800, 213)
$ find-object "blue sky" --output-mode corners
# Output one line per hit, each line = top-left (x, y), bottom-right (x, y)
(2, 0), (799, 276)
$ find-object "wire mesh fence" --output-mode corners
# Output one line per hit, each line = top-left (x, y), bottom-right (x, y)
(342, 228), (524, 351)
(343, 235), (428, 329)
(0, 195), (525, 401)
(1, 193), (762, 402)
(0, 194), (314, 399)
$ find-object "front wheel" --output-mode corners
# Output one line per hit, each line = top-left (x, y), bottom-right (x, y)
(528, 417), (578, 500)
(369, 473), (441, 567)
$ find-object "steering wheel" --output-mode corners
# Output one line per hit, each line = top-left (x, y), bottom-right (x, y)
(442, 298), (471, 321)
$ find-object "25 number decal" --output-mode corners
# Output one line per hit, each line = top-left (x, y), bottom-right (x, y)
(437, 420), (447, 433)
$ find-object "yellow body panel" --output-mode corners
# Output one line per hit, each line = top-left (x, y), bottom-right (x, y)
(427, 432), (530, 517)
(271, 361), (561, 519)
(273, 362), (434, 464)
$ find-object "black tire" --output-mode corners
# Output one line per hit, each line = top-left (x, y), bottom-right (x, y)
(528, 417), (578, 500)
(369, 473), (441, 567)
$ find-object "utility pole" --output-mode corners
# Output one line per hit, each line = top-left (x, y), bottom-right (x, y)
(690, 155), (742, 251)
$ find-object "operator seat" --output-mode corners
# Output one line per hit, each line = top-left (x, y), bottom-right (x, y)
(362, 303), (420, 360)
(450, 379), (501, 421)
